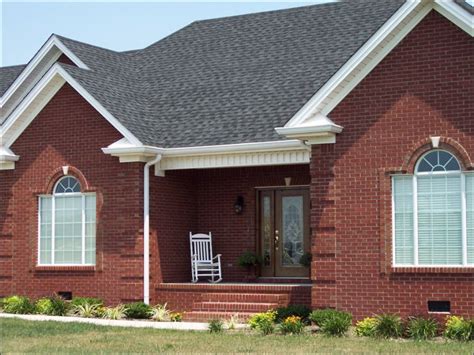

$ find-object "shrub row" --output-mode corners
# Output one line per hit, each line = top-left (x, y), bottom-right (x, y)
(0, 295), (182, 322)
(245, 305), (473, 341)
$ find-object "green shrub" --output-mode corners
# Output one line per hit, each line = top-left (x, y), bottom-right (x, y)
(208, 319), (224, 333)
(309, 308), (337, 326)
(275, 305), (311, 323)
(444, 316), (474, 341)
(279, 315), (305, 335)
(70, 303), (101, 318)
(407, 317), (438, 340)
(355, 317), (378, 337)
(373, 314), (404, 339)
(2, 296), (35, 314)
(101, 305), (127, 320)
(0, 297), (5, 312)
(151, 303), (170, 321)
(35, 295), (68, 316)
(70, 297), (103, 308)
(124, 302), (152, 319)
(258, 318), (275, 335)
(319, 311), (352, 337)
(248, 310), (277, 330)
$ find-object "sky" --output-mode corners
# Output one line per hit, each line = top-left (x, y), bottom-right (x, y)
(1, 0), (336, 67)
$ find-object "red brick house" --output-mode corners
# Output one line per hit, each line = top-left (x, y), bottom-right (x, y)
(1, 0), (473, 321)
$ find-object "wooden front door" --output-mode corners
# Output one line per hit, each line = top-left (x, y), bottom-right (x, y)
(258, 188), (310, 277)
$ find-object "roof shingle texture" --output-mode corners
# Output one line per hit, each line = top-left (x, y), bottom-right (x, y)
(1, 0), (405, 147)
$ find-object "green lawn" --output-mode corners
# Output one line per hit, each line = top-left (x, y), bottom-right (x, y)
(1, 318), (473, 354)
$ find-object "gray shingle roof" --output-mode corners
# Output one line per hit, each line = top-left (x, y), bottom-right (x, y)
(0, 65), (26, 96)
(1, 0), (405, 147)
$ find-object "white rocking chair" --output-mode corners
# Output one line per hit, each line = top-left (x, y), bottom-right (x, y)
(190, 232), (222, 283)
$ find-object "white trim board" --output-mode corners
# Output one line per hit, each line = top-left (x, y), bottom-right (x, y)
(279, 1), (473, 137)
(0, 63), (142, 149)
(0, 35), (89, 107)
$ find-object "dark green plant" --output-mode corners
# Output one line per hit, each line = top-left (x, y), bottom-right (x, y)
(355, 317), (378, 337)
(374, 314), (404, 339)
(70, 297), (103, 308)
(444, 316), (474, 341)
(258, 318), (275, 335)
(279, 316), (305, 335)
(124, 302), (152, 319)
(319, 311), (352, 337)
(35, 295), (68, 316)
(237, 251), (262, 268)
(2, 296), (35, 314)
(208, 319), (224, 333)
(275, 305), (311, 324)
(407, 317), (438, 340)
(299, 252), (312, 267)
(309, 308), (338, 326)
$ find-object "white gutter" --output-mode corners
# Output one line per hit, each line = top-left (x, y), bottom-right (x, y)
(143, 154), (162, 305)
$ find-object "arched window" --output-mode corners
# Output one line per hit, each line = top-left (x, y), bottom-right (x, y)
(39, 176), (96, 265)
(392, 150), (473, 266)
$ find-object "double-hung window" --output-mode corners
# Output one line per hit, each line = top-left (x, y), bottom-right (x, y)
(39, 176), (96, 265)
(392, 150), (473, 267)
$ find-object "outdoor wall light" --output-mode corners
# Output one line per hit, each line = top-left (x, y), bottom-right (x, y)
(234, 196), (244, 214)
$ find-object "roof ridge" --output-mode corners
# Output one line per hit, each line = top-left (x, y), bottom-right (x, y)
(54, 34), (124, 55)
(0, 64), (26, 70)
(192, 1), (339, 24)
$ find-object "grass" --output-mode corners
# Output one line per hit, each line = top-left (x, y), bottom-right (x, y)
(1, 318), (473, 354)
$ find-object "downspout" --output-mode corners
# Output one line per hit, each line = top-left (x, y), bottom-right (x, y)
(143, 154), (162, 305)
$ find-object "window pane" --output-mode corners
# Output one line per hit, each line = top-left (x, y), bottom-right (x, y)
(393, 176), (414, 264)
(417, 175), (462, 265)
(54, 196), (82, 264)
(466, 174), (473, 265)
(85, 195), (96, 265)
(39, 197), (52, 264)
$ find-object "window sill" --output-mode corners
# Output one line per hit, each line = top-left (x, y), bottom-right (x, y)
(34, 265), (96, 272)
(391, 267), (474, 274)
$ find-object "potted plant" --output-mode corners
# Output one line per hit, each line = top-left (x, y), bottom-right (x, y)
(299, 252), (312, 268)
(237, 251), (262, 281)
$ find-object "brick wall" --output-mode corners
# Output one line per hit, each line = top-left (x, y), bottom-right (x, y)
(310, 12), (474, 319)
(0, 84), (145, 304)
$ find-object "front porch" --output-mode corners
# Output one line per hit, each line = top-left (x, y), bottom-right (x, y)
(155, 282), (312, 321)
(149, 163), (313, 318)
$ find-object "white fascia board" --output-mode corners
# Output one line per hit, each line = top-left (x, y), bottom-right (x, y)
(282, 0), (421, 129)
(0, 35), (89, 106)
(1, 63), (142, 148)
(434, 0), (474, 36)
(162, 139), (310, 157)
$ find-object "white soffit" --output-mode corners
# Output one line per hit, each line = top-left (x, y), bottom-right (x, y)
(102, 139), (311, 171)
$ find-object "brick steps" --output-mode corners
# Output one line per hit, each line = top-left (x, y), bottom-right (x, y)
(201, 292), (288, 304)
(183, 311), (256, 322)
(193, 301), (279, 312)
(156, 283), (312, 322)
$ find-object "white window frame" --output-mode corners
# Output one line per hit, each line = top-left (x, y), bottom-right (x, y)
(392, 150), (473, 268)
(37, 177), (96, 266)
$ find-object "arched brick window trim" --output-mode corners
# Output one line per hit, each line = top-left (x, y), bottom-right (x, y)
(402, 137), (473, 173)
(41, 166), (93, 195)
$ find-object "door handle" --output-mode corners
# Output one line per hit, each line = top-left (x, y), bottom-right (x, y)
(275, 230), (279, 250)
